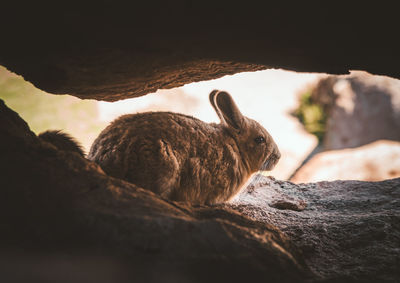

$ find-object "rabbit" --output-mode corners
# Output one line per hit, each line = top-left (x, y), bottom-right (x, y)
(39, 130), (85, 157)
(88, 90), (281, 205)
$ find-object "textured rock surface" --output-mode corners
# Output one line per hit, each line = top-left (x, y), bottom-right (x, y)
(232, 176), (400, 283)
(311, 71), (400, 150)
(291, 140), (400, 182)
(1, 2), (399, 100)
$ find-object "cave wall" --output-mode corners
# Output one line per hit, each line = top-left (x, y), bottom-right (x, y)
(1, 1), (399, 101)
(1, 2), (400, 282)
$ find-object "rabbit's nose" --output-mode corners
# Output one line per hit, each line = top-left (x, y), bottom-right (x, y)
(268, 150), (280, 161)
(271, 154), (280, 165)
(274, 150), (281, 160)
(262, 152), (280, 171)
(268, 151), (281, 169)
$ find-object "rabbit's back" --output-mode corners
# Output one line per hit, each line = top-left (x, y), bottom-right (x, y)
(88, 112), (244, 203)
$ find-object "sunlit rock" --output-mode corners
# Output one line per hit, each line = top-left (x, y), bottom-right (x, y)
(290, 140), (400, 182)
(232, 175), (400, 282)
(312, 71), (400, 150)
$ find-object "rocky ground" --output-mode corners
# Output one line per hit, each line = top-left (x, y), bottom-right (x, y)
(232, 175), (400, 282)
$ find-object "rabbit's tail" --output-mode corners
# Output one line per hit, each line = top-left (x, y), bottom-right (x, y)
(39, 130), (85, 157)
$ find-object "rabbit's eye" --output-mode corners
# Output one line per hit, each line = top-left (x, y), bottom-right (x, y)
(254, 136), (265, 144)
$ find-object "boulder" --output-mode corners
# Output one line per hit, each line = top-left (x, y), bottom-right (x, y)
(290, 140), (400, 183)
(312, 72), (400, 150)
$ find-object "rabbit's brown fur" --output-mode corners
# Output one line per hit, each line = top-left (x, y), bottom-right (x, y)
(39, 130), (85, 157)
(88, 90), (280, 204)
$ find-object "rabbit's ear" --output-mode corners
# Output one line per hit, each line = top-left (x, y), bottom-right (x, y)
(214, 91), (245, 130)
(209, 90), (227, 124)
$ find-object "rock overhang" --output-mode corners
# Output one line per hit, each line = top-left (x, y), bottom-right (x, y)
(0, 1), (399, 101)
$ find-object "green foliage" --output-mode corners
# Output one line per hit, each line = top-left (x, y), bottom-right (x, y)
(0, 66), (107, 152)
(293, 90), (326, 142)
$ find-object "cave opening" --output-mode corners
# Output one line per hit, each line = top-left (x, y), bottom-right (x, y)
(1, 65), (399, 184)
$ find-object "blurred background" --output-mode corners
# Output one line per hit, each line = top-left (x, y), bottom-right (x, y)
(1, 65), (399, 182)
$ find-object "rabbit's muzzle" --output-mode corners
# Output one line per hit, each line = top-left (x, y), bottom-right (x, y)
(262, 150), (281, 171)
